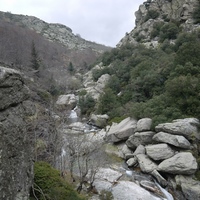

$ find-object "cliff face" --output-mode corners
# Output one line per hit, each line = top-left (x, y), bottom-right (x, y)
(0, 66), (36, 200)
(118, 0), (199, 47)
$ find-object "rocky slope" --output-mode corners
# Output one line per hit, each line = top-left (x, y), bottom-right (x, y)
(0, 11), (110, 53)
(118, 0), (200, 47)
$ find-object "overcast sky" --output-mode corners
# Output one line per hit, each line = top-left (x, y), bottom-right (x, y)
(1, 0), (144, 47)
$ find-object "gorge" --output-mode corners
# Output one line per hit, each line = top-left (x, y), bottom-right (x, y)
(0, 0), (200, 199)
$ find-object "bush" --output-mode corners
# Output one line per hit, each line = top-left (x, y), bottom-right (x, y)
(78, 94), (96, 116)
(99, 190), (114, 200)
(144, 10), (159, 22)
(192, 1), (200, 24)
(159, 22), (179, 42)
(31, 161), (85, 200)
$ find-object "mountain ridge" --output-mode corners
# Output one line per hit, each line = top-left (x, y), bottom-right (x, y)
(0, 11), (110, 52)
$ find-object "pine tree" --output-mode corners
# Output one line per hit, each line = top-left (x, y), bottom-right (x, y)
(31, 41), (40, 70)
(68, 61), (74, 74)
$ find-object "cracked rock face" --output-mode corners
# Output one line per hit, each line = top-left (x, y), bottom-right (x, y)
(0, 66), (36, 200)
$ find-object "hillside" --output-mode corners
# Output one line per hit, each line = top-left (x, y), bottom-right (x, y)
(0, 11), (111, 92)
(88, 0), (200, 126)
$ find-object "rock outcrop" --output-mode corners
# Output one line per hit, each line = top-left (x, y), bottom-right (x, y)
(145, 143), (175, 161)
(105, 117), (137, 143)
(153, 132), (191, 149)
(118, 0), (200, 47)
(155, 118), (200, 140)
(103, 116), (199, 199)
(0, 66), (35, 200)
(158, 152), (197, 175)
(56, 94), (77, 110)
(126, 131), (155, 150)
(88, 114), (109, 128)
(82, 63), (111, 100)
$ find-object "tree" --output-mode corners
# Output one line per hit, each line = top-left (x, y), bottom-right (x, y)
(78, 94), (95, 116)
(68, 62), (75, 74)
(193, 0), (200, 24)
(30, 41), (40, 70)
(62, 135), (102, 194)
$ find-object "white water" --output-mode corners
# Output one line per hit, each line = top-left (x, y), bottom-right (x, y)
(155, 181), (174, 200)
(68, 110), (78, 119)
(61, 148), (66, 157)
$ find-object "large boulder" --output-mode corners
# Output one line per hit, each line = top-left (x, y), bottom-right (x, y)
(0, 67), (30, 110)
(95, 74), (110, 94)
(145, 144), (175, 161)
(111, 181), (163, 200)
(55, 94), (76, 110)
(0, 66), (35, 200)
(175, 175), (200, 200)
(136, 154), (158, 173)
(158, 152), (198, 175)
(95, 168), (122, 183)
(133, 145), (146, 156)
(155, 118), (200, 140)
(153, 132), (191, 149)
(150, 170), (168, 187)
(136, 118), (152, 132)
(105, 117), (137, 143)
(88, 114), (109, 128)
(126, 131), (155, 150)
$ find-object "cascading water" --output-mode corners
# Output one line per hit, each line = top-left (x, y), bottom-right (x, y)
(68, 107), (78, 123)
(155, 181), (174, 200)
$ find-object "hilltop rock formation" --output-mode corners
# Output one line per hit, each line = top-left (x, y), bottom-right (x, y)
(0, 66), (35, 200)
(118, 0), (200, 47)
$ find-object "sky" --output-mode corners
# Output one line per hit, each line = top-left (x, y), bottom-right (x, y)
(1, 0), (144, 47)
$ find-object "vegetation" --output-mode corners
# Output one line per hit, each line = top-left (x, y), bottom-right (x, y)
(68, 62), (75, 74)
(31, 41), (41, 70)
(151, 21), (180, 41)
(193, 0), (200, 24)
(144, 10), (159, 22)
(31, 161), (85, 200)
(94, 30), (200, 126)
(78, 94), (96, 116)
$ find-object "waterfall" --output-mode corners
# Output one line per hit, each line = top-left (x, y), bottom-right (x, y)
(69, 110), (78, 119)
(68, 108), (78, 123)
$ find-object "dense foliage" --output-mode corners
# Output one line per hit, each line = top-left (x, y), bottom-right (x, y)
(94, 31), (200, 126)
(30, 161), (85, 200)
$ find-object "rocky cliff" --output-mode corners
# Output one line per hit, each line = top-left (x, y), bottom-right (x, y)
(0, 66), (36, 200)
(118, 0), (200, 47)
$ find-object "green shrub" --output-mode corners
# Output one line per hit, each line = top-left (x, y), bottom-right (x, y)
(99, 190), (114, 200)
(31, 161), (85, 200)
(150, 22), (165, 38)
(159, 22), (179, 42)
(193, 0), (200, 24)
(78, 94), (96, 116)
(144, 10), (159, 22)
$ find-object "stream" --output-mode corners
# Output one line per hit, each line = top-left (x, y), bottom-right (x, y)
(58, 109), (174, 200)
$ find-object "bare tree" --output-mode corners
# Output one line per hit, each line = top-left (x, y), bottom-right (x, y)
(62, 134), (102, 193)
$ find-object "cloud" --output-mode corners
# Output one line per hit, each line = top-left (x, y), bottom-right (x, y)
(1, 0), (144, 46)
